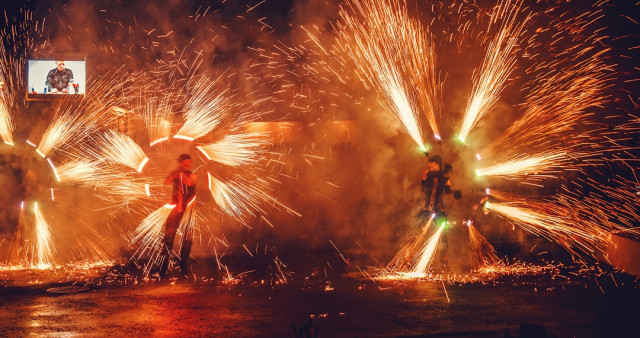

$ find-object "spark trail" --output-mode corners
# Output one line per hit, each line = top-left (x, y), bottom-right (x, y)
(196, 132), (268, 167)
(458, 0), (529, 143)
(98, 131), (149, 173)
(36, 107), (97, 158)
(143, 97), (173, 146)
(33, 202), (55, 269)
(177, 197), (198, 256)
(484, 200), (613, 260)
(131, 204), (176, 267)
(412, 224), (445, 276)
(175, 76), (230, 141)
(56, 159), (102, 186)
(476, 150), (569, 180)
(385, 215), (445, 278)
(468, 222), (502, 270)
(338, 0), (442, 150)
(0, 93), (13, 145)
(208, 173), (266, 217)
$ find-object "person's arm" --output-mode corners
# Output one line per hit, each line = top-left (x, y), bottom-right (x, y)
(164, 170), (179, 185)
(444, 179), (452, 194)
(180, 172), (197, 186)
(421, 170), (429, 192)
(443, 179), (462, 199)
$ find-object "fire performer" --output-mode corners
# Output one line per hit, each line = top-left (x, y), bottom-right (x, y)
(420, 155), (461, 270)
(159, 154), (197, 277)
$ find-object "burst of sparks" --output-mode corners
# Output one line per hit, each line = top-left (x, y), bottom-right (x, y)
(484, 188), (521, 202)
(177, 197), (198, 252)
(411, 223), (445, 276)
(479, 52), (613, 159)
(143, 97), (174, 147)
(33, 202), (55, 269)
(208, 173), (265, 217)
(98, 131), (149, 173)
(458, 0), (529, 143)
(0, 102), (13, 145)
(36, 108), (97, 158)
(468, 222), (502, 270)
(478, 1), (614, 160)
(97, 178), (152, 205)
(196, 132), (268, 167)
(174, 76), (230, 141)
(0, 40), (16, 145)
(385, 215), (446, 278)
(483, 200), (615, 260)
(476, 150), (568, 179)
(131, 204), (176, 266)
(338, 0), (443, 151)
(56, 159), (103, 186)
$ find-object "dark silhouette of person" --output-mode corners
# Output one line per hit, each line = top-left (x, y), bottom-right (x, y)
(159, 154), (197, 277)
(45, 61), (75, 93)
(420, 155), (461, 270)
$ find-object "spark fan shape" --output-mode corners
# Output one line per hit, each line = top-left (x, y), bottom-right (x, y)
(333, 0), (638, 271)
(35, 103), (99, 158)
(337, 0), (442, 150)
(175, 76), (230, 141)
(131, 204), (176, 267)
(386, 216), (445, 277)
(470, 1), (637, 262)
(144, 97), (173, 147)
(476, 150), (569, 180)
(208, 173), (267, 217)
(476, 5), (615, 178)
(458, 0), (529, 144)
(32, 202), (55, 269)
(468, 223), (502, 270)
(98, 131), (149, 173)
(0, 11), (124, 269)
(70, 69), (299, 273)
(484, 200), (609, 259)
(197, 132), (268, 167)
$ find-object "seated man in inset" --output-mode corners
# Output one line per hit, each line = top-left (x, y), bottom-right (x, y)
(45, 61), (74, 93)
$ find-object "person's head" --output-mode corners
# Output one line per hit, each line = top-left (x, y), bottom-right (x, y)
(177, 154), (192, 171)
(55, 61), (65, 72)
(428, 155), (443, 172)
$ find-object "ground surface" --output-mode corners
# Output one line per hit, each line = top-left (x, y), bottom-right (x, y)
(1, 261), (639, 337)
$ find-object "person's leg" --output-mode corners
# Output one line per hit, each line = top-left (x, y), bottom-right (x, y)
(435, 214), (449, 271)
(159, 210), (181, 276)
(179, 225), (193, 275)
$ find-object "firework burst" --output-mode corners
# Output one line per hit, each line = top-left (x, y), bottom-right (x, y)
(131, 204), (176, 268)
(175, 75), (230, 141)
(458, 0), (530, 144)
(337, 0), (443, 149)
(32, 202), (55, 269)
(467, 222), (502, 270)
(385, 215), (447, 277)
(98, 130), (149, 173)
(196, 132), (269, 167)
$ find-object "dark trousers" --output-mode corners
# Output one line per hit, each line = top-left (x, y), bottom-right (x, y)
(159, 208), (193, 275)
